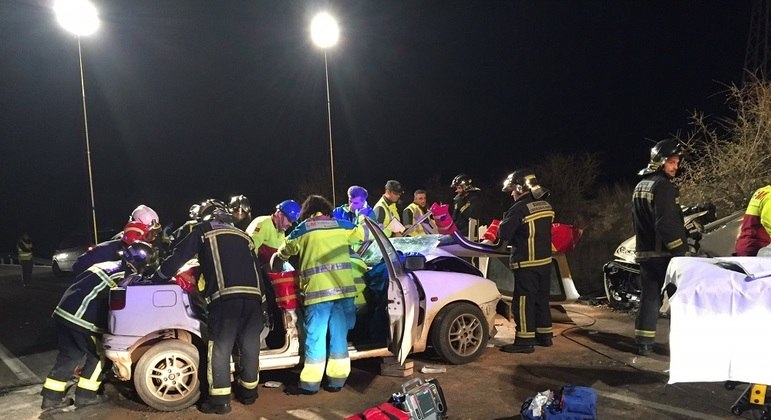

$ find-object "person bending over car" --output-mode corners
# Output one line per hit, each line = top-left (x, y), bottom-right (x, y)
(41, 242), (156, 411)
(151, 202), (263, 415)
(273, 195), (365, 395)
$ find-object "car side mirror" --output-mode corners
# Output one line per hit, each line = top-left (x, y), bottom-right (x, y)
(404, 254), (426, 271)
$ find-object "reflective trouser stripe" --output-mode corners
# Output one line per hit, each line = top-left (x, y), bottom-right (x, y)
(635, 329), (656, 338)
(239, 378), (259, 390)
(43, 377), (68, 392)
(536, 327), (553, 334)
(299, 360), (325, 390)
(325, 354), (351, 388)
(516, 296), (535, 338)
(77, 335), (104, 392)
(206, 340), (232, 396)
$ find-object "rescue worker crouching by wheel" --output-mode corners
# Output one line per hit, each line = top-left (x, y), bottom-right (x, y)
(496, 169), (555, 354)
(40, 242), (157, 411)
(272, 195), (365, 395)
(632, 139), (689, 356)
(150, 202), (263, 414)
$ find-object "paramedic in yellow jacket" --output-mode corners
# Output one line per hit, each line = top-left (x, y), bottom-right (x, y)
(275, 195), (364, 395)
(245, 199), (301, 265)
(373, 179), (403, 237)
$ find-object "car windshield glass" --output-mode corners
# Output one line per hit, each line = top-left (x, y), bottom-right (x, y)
(360, 234), (442, 266)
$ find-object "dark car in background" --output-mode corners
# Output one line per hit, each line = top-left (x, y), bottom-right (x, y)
(51, 229), (120, 276)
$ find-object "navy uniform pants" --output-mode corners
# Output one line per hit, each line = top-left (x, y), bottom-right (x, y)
(41, 320), (105, 402)
(635, 257), (671, 344)
(512, 265), (553, 345)
(207, 297), (263, 405)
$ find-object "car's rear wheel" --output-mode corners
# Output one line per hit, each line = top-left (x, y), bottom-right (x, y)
(430, 302), (488, 364)
(134, 340), (200, 412)
(52, 262), (66, 277)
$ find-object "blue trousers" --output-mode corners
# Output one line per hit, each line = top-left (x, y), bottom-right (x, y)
(299, 298), (355, 392)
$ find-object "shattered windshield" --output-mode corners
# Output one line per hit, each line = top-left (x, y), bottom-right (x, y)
(360, 234), (444, 266)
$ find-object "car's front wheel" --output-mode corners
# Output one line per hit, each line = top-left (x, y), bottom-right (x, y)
(134, 340), (200, 412)
(430, 302), (489, 364)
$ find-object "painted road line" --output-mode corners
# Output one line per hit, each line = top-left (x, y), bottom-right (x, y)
(0, 341), (40, 383)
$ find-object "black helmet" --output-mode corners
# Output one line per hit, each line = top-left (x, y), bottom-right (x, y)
(502, 169), (550, 199)
(122, 241), (157, 275)
(199, 199), (231, 223)
(451, 173), (472, 190)
(228, 195), (251, 215)
(639, 139), (683, 175)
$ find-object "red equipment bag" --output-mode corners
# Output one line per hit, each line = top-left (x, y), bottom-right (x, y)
(551, 224), (583, 254)
(266, 271), (300, 310)
(430, 202), (457, 235)
(344, 402), (410, 420)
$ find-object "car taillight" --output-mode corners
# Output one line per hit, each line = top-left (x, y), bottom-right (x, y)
(110, 287), (126, 310)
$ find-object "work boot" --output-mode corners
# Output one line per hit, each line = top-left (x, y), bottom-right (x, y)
(324, 385), (342, 393)
(41, 396), (73, 410)
(284, 384), (318, 395)
(500, 344), (535, 354)
(75, 394), (107, 408)
(536, 338), (553, 347)
(199, 400), (232, 415)
(637, 343), (654, 356)
(235, 390), (258, 405)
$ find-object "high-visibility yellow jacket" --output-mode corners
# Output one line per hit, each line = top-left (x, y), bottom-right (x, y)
(403, 203), (436, 236)
(277, 214), (364, 306)
(17, 237), (32, 261)
(245, 215), (286, 265)
(373, 195), (400, 237)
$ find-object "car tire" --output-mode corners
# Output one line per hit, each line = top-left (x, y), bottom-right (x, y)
(52, 262), (66, 278)
(134, 340), (200, 412)
(430, 302), (489, 365)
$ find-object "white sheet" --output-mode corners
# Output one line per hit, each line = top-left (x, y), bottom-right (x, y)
(666, 256), (771, 384)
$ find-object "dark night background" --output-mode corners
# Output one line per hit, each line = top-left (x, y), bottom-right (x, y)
(0, 1), (752, 257)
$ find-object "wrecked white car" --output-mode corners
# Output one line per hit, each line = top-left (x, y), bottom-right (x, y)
(103, 218), (501, 411)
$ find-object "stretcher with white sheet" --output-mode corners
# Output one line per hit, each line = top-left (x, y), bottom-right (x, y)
(665, 256), (771, 417)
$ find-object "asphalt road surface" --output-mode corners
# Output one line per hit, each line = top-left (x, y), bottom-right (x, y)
(0, 265), (763, 419)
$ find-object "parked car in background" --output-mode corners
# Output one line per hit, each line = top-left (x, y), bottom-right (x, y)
(51, 229), (120, 276)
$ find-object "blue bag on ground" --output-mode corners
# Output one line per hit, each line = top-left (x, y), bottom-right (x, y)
(546, 385), (597, 419)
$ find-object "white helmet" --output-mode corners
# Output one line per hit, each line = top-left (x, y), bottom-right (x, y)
(130, 205), (160, 229)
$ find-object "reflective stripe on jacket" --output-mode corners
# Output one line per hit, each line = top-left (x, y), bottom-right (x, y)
(498, 193), (554, 268)
(53, 262), (124, 333)
(632, 171), (688, 261)
(373, 196), (400, 237)
(17, 239), (33, 260)
(157, 221), (262, 304)
(277, 215), (364, 305)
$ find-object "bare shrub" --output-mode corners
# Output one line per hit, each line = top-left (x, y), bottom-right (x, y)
(676, 77), (771, 213)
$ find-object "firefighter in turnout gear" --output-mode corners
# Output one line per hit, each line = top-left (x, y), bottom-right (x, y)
(451, 173), (483, 239)
(497, 169), (555, 354)
(632, 139), (688, 356)
(40, 242), (157, 411)
(151, 202), (263, 414)
(274, 195), (365, 395)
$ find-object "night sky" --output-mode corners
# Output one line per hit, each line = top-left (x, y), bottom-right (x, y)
(1, 1), (752, 256)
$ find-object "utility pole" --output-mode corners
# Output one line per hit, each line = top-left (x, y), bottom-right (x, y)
(745, 0), (771, 81)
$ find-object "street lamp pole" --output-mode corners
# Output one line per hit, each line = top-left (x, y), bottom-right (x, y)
(54, 0), (100, 244)
(77, 37), (98, 244)
(311, 12), (340, 204)
(322, 50), (336, 205)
